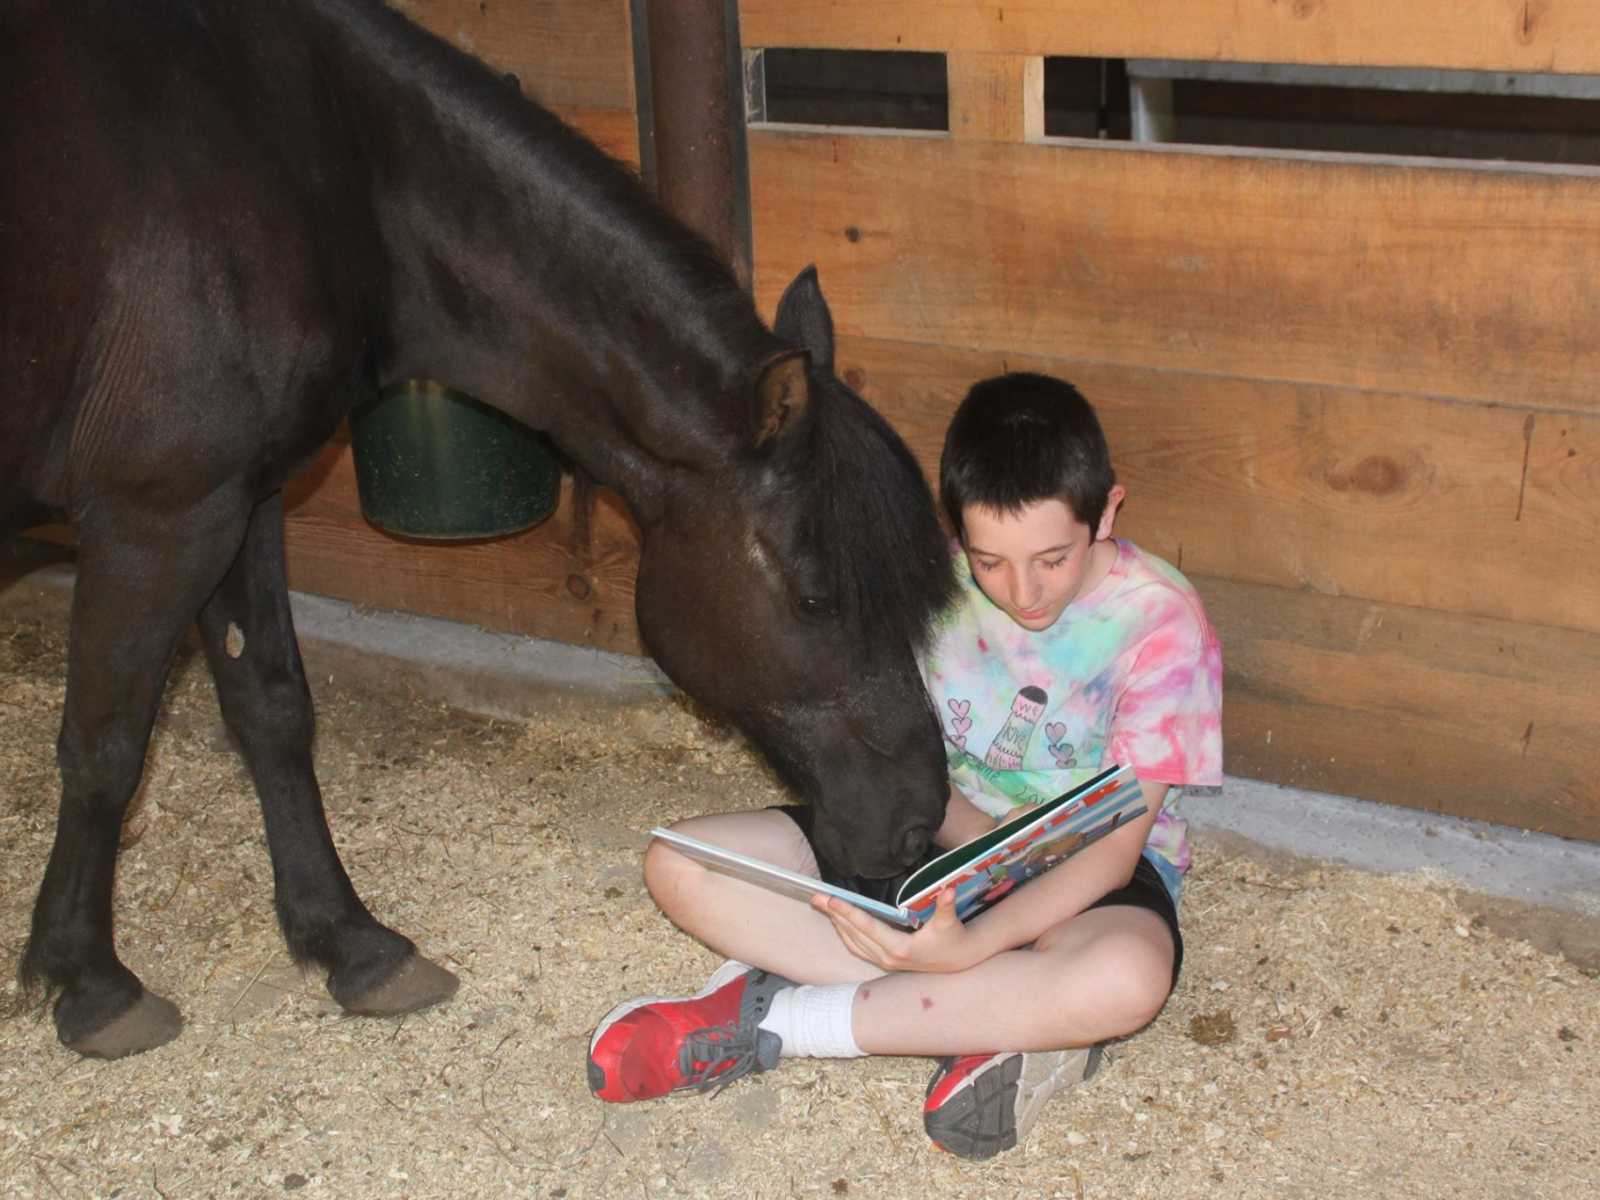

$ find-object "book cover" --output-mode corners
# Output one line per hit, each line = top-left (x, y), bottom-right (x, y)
(648, 764), (1146, 930)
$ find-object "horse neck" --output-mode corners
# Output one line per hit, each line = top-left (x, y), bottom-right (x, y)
(310, 1), (776, 509)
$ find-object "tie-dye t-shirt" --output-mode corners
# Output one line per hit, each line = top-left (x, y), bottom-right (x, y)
(918, 538), (1222, 875)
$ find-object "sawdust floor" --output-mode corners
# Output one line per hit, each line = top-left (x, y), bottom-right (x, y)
(2, 612), (1597, 1200)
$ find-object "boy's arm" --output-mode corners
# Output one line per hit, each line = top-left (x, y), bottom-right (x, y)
(959, 779), (1166, 957)
(932, 784), (1003, 849)
(818, 779), (1169, 974)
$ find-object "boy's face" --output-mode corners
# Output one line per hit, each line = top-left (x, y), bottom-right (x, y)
(961, 490), (1124, 631)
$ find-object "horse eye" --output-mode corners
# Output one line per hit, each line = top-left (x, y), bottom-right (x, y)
(795, 595), (837, 621)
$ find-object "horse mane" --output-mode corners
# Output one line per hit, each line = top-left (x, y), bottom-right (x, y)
(789, 388), (957, 654)
(342, 0), (747, 316)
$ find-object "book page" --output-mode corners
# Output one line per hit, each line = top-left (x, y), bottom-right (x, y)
(647, 828), (922, 929)
(895, 765), (1146, 925)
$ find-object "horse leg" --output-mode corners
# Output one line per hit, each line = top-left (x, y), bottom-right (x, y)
(194, 492), (458, 1018)
(18, 503), (255, 1058)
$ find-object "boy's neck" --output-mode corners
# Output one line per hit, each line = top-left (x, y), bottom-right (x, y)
(1080, 537), (1120, 599)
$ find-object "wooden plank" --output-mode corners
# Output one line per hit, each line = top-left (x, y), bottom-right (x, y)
(946, 53), (1043, 143)
(819, 333), (1600, 639)
(740, 1), (1600, 76)
(749, 129), (1600, 415)
(555, 106), (641, 171)
(393, 0), (635, 110)
(1202, 573), (1600, 843)
(282, 442), (647, 655)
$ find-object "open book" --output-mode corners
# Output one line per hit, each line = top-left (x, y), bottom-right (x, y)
(649, 764), (1145, 930)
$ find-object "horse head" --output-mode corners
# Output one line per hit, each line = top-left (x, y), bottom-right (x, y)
(633, 269), (956, 879)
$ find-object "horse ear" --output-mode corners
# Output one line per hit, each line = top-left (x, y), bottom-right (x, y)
(772, 265), (835, 376)
(750, 350), (811, 451)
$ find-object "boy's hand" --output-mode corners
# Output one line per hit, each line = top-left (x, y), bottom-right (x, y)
(811, 887), (981, 974)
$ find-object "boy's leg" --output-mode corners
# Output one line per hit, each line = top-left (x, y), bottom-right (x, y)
(642, 809), (886, 986)
(627, 810), (1176, 1049)
(595, 812), (1175, 1123)
(850, 903), (1175, 1055)
(917, 858), (1183, 1159)
(589, 898), (1171, 1104)
(589, 808), (885, 1102)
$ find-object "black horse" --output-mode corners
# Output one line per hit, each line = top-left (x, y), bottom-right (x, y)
(0, 0), (954, 1058)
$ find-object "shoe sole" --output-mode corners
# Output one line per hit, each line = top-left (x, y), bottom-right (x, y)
(925, 1053), (1023, 1159)
(1013, 1044), (1101, 1143)
(924, 1046), (1102, 1160)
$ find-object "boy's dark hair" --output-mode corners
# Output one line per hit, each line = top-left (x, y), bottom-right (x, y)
(939, 373), (1116, 542)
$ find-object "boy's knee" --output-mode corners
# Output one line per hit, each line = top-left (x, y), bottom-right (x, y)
(1040, 923), (1174, 1039)
(1118, 967), (1173, 1034)
(1099, 934), (1175, 1034)
(642, 840), (700, 912)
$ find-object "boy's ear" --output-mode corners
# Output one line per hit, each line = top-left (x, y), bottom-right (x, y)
(750, 350), (812, 450)
(772, 265), (836, 376)
(1095, 484), (1127, 540)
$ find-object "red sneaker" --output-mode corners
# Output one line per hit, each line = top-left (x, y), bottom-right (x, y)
(923, 1045), (1103, 1159)
(587, 961), (796, 1102)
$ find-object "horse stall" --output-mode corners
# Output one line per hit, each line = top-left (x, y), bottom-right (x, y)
(279, 2), (1600, 848)
(2, 2), (1597, 1198)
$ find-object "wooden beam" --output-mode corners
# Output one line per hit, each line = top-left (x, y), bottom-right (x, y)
(1204, 573), (1600, 843)
(740, 1), (1600, 76)
(393, 0), (635, 110)
(946, 53), (1043, 143)
(553, 106), (641, 170)
(750, 129), (1600, 416)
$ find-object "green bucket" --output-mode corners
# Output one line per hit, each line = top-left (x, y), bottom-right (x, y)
(349, 380), (561, 539)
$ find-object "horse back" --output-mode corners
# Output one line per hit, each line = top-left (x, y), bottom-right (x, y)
(0, 1), (380, 530)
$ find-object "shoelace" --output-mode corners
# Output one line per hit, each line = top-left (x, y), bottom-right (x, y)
(679, 1023), (761, 1096)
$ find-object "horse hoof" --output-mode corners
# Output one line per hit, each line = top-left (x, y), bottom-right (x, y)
(63, 991), (183, 1059)
(339, 954), (459, 1017)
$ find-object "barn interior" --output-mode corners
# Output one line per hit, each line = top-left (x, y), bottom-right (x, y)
(4, 2), (1598, 1197)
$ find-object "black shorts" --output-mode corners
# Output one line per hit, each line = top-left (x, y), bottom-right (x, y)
(775, 804), (1184, 988)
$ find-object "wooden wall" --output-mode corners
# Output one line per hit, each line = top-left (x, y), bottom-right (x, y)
(275, 2), (1599, 840)
(739, 1), (1600, 842)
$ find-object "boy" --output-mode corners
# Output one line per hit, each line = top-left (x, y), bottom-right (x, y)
(586, 373), (1222, 1159)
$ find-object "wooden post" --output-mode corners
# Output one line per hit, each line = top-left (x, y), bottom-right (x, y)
(639, 0), (753, 287)
(946, 53), (1044, 142)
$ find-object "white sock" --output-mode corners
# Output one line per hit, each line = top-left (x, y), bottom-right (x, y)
(758, 982), (865, 1059)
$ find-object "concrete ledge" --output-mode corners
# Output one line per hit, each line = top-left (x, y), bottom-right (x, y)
(287, 590), (676, 713)
(5, 549), (1598, 919)
(1184, 778), (1600, 918)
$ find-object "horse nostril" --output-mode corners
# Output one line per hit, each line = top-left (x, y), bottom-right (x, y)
(898, 824), (933, 865)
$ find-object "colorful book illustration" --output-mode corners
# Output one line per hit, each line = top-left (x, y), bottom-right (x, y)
(648, 764), (1145, 931)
